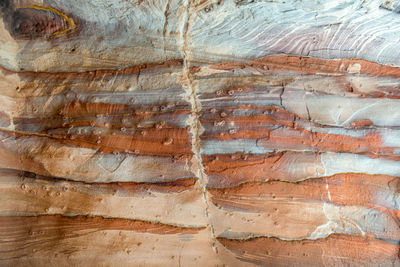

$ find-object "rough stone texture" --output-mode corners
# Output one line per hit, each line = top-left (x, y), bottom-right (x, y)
(0, 0), (399, 266)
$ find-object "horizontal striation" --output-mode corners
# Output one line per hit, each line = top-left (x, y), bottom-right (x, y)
(209, 173), (400, 211)
(199, 104), (399, 156)
(194, 53), (400, 261)
(203, 151), (323, 188)
(2, 0), (400, 265)
(0, 60), (195, 182)
(0, 131), (193, 183)
(208, 196), (399, 242)
(218, 234), (400, 267)
(207, 173), (399, 241)
(0, 215), (222, 266)
(195, 55), (400, 130)
(0, 62), (192, 157)
(0, 169), (206, 226)
(0, 59), (184, 98)
(203, 151), (400, 188)
(210, 55), (400, 78)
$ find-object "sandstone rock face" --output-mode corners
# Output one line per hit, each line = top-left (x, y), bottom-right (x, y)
(0, 0), (399, 266)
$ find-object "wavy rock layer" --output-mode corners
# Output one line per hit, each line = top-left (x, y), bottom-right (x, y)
(0, 0), (399, 266)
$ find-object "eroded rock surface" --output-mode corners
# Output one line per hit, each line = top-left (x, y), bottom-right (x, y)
(0, 0), (399, 266)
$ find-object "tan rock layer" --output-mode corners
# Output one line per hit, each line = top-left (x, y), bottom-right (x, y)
(0, 215), (223, 266)
(208, 173), (399, 211)
(218, 234), (400, 267)
(207, 173), (399, 242)
(203, 151), (316, 188)
(0, 168), (206, 226)
(0, 131), (194, 183)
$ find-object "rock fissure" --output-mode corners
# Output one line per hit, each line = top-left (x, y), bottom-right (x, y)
(177, 0), (218, 254)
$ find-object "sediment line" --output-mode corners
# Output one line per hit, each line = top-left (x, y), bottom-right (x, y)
(0, 167), (198, 189)
(0, 214), (205, 234)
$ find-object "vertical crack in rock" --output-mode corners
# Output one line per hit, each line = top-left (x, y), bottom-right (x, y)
(177, 0), (218, 254)
(279, 85), (284, 107)
(162, 0), (170, 52)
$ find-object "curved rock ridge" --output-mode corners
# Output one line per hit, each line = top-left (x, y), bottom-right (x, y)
(10, 5), (76, 39)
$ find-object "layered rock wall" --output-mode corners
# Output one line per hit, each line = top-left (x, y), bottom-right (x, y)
(0, 0), (399, 266)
